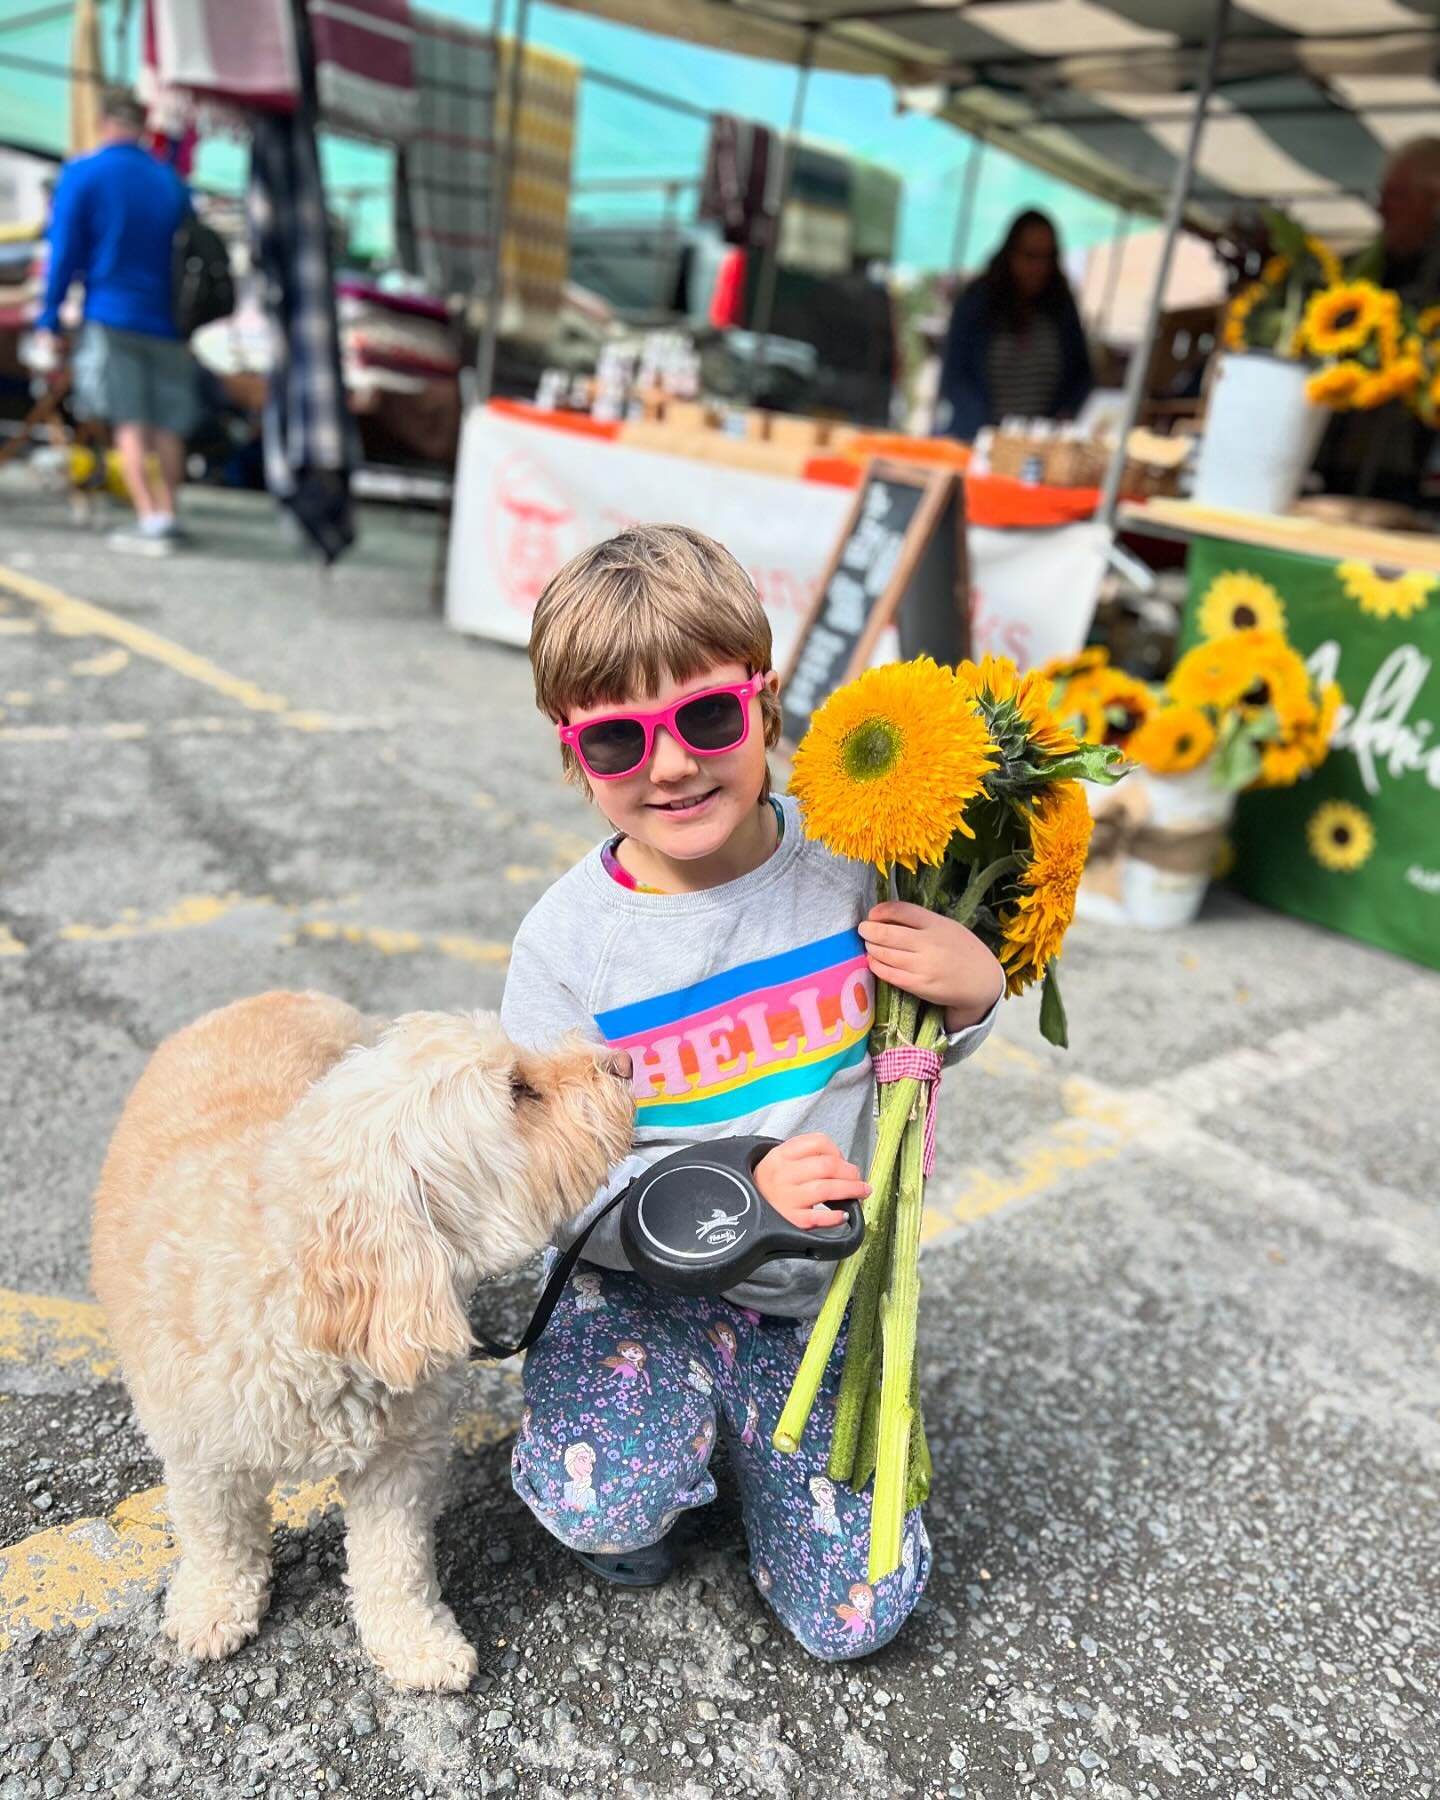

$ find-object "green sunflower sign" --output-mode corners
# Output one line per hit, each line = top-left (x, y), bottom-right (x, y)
(1180, 538), (1440, 971)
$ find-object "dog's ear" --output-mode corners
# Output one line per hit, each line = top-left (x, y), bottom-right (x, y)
(289, 1045), (474, 1391)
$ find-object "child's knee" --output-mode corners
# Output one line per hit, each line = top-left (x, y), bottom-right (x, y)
(510, 1397), (717, 1551)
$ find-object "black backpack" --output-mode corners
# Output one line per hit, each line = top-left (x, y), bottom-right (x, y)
(172, 212), (235, 338)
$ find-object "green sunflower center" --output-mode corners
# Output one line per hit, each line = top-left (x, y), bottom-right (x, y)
(841, 718), (904, 783)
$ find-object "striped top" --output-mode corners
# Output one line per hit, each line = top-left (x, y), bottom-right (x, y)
(987, 313), (1064, 422)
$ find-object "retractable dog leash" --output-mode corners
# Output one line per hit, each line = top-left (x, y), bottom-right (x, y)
(469, 1136), (866, 1360)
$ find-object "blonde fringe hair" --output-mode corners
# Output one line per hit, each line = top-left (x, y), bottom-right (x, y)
(529, 524), (782, 796)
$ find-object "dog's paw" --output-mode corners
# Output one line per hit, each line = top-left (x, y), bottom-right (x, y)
(163, 1604), (264, 1661)
(163, 1571), (269, 1661)
(371, 1627), (479, 1693)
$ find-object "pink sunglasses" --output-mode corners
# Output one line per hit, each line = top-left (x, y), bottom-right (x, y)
(558, 671), (769, 780)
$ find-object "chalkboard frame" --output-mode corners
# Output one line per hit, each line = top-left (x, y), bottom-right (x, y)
(778, 460), (966, 750)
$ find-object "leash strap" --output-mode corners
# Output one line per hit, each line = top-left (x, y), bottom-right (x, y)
(468, 1185), (629, 1361)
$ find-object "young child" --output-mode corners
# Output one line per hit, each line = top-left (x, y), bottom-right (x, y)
(502, 525), (1003, 1660)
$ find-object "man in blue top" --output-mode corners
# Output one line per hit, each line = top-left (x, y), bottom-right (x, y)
(36, 87), (198, 556)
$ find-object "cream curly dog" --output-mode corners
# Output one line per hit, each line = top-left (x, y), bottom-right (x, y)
(91, 990), (633, 1691)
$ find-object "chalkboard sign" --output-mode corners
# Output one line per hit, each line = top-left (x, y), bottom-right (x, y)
(780, 463), (968, 747)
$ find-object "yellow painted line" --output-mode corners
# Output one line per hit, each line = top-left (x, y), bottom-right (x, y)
(0, 1393), (520, 1652)
(0, 712), (387, 745)
(70, 648), (130, 677)
(59, 893), (276, 944)
(295, 921), (512, 966)
(0, 925), (25, 958)
(4, 690), (32, 706)
(0, 564), (290, 714)
(0, 619), (37, 636)
(0, 1287), (115, 1382)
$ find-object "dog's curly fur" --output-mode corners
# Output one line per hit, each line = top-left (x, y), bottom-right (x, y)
(91, 990), (634, 1691)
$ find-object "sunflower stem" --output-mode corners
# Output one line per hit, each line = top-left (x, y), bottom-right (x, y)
(951, 854), (1023, 928)
(828, 1149), (898, 1483)
(772, 1006), (946, 1457)
(868, 1109), (927, 1582)
(853, 1353), (884, 1491)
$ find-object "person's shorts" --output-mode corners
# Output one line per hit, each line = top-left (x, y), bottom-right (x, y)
(72, 323), (200, 438)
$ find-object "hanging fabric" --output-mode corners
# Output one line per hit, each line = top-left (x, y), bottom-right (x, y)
(146, 0), (300, 113)
(248, 8), (357, 566)
(309, 0), (417, 144)
(399, 10), (499, 298)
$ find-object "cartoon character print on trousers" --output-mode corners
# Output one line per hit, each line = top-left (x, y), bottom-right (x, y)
(707, 1321), (738, 1369)
(571, 1270), (607, 1312)
(562, 1442), (598, 1512)
(809, 1475), (845, 1538)
(513, 1270), (932, 1658)
(601, 1339), (652, 1393)
(835, 1582), (876, 1644)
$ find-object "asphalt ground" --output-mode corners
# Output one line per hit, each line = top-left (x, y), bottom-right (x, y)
(0, 475), (1436, 1800)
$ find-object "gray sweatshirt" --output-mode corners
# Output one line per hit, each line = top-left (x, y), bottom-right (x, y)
(500, 794), (998, 1316)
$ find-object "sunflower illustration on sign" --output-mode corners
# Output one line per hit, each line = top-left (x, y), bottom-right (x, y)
(1335, 560), (1435, 622)
(1307, 800), (1375, 872)
(1197, 571), (1287, 640)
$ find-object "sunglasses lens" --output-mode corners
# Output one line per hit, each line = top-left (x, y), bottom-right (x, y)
(676, 692), (746, 752)
(576, 717), (647, 775)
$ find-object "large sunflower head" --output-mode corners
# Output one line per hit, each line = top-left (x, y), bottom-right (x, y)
(996, 781), (1093, 995)
(956, 654), (1081, 761)
(1126, 704), (1217, 776)
(1197, 571), (1287, 639)
(1301, 280), (1388, 358)
(1231, 631), (1312, 725)
(790, 658), (998, 871)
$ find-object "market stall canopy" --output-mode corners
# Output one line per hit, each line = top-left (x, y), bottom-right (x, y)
(549, 0), (1440, 247)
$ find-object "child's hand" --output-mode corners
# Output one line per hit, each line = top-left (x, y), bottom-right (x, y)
(756, 1134), (869, 1230)
(859, 901), (1005, 1031)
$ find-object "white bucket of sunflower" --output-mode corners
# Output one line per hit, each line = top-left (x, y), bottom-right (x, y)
(1079, 757), (1233, 931)
(1192, 352), (1328, 516)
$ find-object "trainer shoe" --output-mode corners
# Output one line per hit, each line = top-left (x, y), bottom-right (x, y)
(106, 524), (173, 557)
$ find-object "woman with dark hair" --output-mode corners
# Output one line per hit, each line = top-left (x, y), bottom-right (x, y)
(935, 209), (1093, 440)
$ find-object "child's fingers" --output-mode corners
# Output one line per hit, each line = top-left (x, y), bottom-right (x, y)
(784, 1148), (862, 1180)
(868, 900), (929, 927)
(800, 1176), (871, 1205)
(866, 954), (919, 987)
(778, 1132), (841, 1160)
(858, 920), (922, 952)
(784, 1199), (854, 1229)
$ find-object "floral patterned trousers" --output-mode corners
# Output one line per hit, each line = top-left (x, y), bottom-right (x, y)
(511, 1267), (930, 1661)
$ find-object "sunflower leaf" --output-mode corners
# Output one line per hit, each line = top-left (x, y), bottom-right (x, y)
(1039, 967), (1069, 1049)
(1026, 745), (1128, 785)
(1212, 717), (1264, 791)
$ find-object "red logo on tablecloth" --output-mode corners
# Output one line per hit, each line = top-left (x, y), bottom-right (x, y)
(489, 453), (587, 616)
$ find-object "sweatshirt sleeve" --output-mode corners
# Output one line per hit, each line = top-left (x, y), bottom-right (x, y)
(39, 162), (89, 333)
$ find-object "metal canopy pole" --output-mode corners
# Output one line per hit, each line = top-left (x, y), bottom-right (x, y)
(1098, 0), (1230, 528)
(475, 0), (532, 404)
(1095, 203), (1129, 343)
(951, 131), (987, 274)
(748, 25), (816, 404)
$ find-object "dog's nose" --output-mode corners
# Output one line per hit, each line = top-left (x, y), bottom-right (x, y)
(605, 1049), (633, 1081)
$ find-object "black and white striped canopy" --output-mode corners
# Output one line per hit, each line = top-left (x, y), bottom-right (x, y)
(556, 0), (1440, 246)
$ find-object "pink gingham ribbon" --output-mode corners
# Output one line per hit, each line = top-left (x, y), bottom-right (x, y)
(872, 1045), (944, 1176)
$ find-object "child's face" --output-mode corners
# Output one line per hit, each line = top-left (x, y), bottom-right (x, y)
(567, 659), (774, 864)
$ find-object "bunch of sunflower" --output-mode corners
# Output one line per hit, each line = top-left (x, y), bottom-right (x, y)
(1168, 630), (1340, 789)
(1044, 633), (1340, 792)
(773, 656), (1122, 1580)
(1298, 279), (1423, 411)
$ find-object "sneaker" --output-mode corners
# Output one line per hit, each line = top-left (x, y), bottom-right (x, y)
(107, 524), (173, 557)
(571, 1533), (676, 1588)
